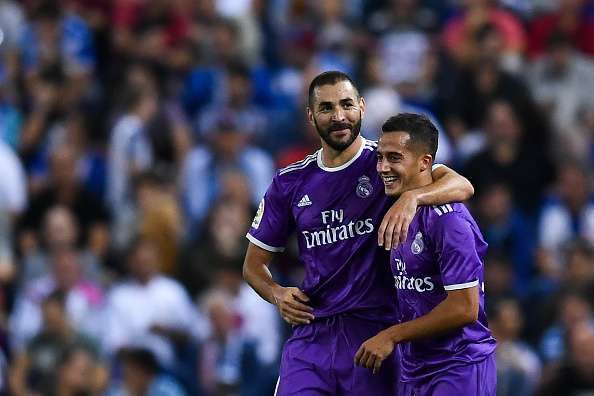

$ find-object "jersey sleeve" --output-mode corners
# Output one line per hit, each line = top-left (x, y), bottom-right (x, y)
(246, 175), (293, 252)
(432, 212), (482, 291)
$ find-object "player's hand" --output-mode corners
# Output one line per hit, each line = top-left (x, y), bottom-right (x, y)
(354, 331), (395, 374)
(272, 285), (315, 326)
(378, 190), (418, 250)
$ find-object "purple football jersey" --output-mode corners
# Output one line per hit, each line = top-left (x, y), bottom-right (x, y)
(247, 138), (398, 323)
(390, 202), (497, 383)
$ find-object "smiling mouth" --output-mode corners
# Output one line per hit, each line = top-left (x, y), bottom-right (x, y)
(382, 175), (401, 187)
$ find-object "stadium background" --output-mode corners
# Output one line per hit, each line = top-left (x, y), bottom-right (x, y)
(0, 0), (592, 395)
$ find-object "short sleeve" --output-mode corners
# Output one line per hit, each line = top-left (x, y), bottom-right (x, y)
(246, 175), (293, 252)
(432, 213), (481, 291)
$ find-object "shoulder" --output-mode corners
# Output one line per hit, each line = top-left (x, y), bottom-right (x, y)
(422, 202), (474, 232)
(362, 138), (378, 151)
(273, 150), (319, 192)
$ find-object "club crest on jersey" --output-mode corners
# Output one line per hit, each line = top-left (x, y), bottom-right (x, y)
(411, 232), (424, 254)
(356, 175), (373, 198)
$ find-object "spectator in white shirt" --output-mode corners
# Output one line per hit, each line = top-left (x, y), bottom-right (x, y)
(108, 86), (157, 249)
(538, 162), (594, 256)
(102, 237), (204, 368)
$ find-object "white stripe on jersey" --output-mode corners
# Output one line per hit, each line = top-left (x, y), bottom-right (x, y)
(444, 279), (479, 291)
(279, 152), (317, 172)
(246, 233), (285, 252)
(279, 153), (318, 175)
(433, 205), (443, 216)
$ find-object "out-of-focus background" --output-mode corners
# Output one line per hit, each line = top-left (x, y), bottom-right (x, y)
(0, 0), (592, 395)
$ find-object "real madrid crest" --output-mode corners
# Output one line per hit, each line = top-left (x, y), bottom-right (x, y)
(411, 232), (424, 254)
(356, 175), (373, 198)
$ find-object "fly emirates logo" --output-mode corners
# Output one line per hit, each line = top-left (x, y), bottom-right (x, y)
(302, 209), (374, 249)
(393, 258), (434, 292)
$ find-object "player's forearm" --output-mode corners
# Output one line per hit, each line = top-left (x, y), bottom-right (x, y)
(413, 166), (474, 205)
(384, 296), (477, 344)
(242, 245), (280, 305)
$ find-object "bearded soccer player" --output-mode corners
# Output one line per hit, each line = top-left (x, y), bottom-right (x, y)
(354, 113), (497, 395)
(243, 72), (475, 395)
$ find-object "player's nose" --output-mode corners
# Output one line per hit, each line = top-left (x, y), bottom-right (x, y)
(331, 107), (345, 121)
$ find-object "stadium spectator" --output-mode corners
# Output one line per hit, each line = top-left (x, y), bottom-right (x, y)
(463, 99), (554, 215)
(538, 292), (593, 367)
(133, 171), (183, 276)
(442, 0), (526, 71)
(101, 237), (204, 369)
(527, 31), (594, 161)
(527, 0), (594, 58)
(179, 196), (251, 295)
(491, 298), (542, 396)
(538, 162), (594, 254)
(9, 247), (103, 351)
(182, 113), (273, 231)
(19, 144), (110, 255)
(537, 321), (594, 395)
(108, 84), (158, 248)
(8, 290), (103, 396)
(475, 183), (535, 293)
(108, 347), (186, 396)
(19, 206), (103, 287)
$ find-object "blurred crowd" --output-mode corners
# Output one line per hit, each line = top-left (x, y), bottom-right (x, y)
(0, 0), (592, 395)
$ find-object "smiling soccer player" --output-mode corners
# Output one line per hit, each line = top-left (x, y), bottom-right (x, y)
(354, 113), (497, 396)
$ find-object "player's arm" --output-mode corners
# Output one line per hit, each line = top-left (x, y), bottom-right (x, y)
(354, 286), (479, 373)
(243, 243), (315, 325)
(378, 165), (474, 249)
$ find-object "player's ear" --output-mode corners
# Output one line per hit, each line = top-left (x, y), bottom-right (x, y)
(419, 154), (432, 172)
(307, 107), (314, 126)
(359, 96), (365, 116)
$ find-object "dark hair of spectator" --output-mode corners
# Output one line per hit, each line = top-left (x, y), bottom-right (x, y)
(547, 30), (573, 50)
(32, 2), (61, 22)
(118, 347), (159, 375)
(120, 86), (154, 113)
(381, 113), (439, 160)
(43, 289), (67, 308)
(308, 71), (360, 107)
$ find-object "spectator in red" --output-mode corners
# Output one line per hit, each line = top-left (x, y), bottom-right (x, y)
(527, 0), (594, 58)
(442, 0), (526, 70)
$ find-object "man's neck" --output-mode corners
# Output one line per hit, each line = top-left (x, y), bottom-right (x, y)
(320, 136), (363, 168)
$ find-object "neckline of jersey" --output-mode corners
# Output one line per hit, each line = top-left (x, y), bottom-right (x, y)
(316, 137), (366, 172)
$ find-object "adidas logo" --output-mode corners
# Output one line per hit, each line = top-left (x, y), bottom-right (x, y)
(297, 194), (312, 207)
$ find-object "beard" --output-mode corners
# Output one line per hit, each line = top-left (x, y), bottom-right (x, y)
(314, 113), (362, 152)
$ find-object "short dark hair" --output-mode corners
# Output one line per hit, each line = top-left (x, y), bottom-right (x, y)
(43, 289), (67, 308)
(118, 347), (159, 374)
(381, 113), (438, 160)
(308, 71), (359, 107)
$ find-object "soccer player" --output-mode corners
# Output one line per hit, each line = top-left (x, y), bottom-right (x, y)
(243, 72), (474, 395)
(354, 113), (497, 395)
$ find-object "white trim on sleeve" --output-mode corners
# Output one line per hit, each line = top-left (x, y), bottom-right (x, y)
(246, 233), (285, 252)
(432, 163), (444, 171)
(443, 279), (479, 291)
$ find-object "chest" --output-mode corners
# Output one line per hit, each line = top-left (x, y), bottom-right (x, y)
(390, 223), (437, 277)
(291, 170), (387, 232)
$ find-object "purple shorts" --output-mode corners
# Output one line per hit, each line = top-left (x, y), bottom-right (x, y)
(275, 314), (399, 395)
(397, 353), (496, 396)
